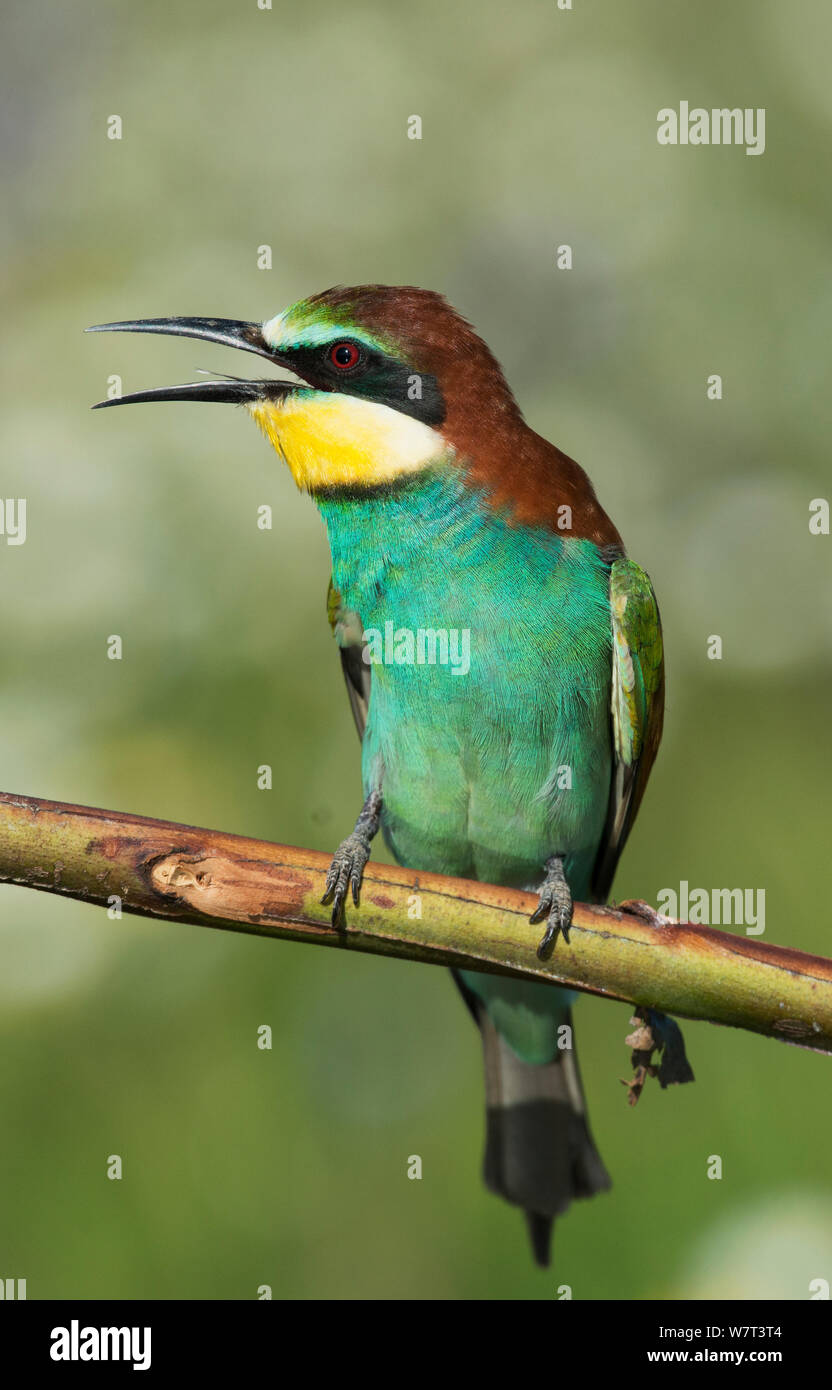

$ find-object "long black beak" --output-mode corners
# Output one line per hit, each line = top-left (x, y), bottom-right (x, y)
(85, 316), (295, 408)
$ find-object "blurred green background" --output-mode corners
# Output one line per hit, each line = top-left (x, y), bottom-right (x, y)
(1, 0), (830, 1300)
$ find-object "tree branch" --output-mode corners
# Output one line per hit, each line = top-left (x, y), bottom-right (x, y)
(1, 790), (830, 1058)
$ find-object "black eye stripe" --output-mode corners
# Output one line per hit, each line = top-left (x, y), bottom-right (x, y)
(278, 342), (446, 427)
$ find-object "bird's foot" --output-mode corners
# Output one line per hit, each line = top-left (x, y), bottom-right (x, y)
(321, 790), (383, 927)
(529, 854), (573, 958)
(321, 832), (372, 927)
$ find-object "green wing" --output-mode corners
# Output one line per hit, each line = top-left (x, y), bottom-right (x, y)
(327, 578), (370, 741)
(591, 558), (665, 902)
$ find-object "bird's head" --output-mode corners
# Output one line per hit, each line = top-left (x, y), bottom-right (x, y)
(89, 284), (523, 496)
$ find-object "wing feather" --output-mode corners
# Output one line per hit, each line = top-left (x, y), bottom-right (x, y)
(592, 558), (664, 902)
(327, 578), (370, 741)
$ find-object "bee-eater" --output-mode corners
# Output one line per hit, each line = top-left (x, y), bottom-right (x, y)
(88, 286), (664, 1266)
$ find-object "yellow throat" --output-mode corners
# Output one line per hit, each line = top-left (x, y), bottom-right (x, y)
(249, 390), (444, 491)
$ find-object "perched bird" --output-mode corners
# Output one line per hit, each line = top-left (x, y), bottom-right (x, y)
(88, 286), (664, 1266)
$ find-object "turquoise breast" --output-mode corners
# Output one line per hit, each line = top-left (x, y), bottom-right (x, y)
(318, 470), (613, 901)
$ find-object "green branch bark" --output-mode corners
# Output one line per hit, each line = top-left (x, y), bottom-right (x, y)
(1, 790), (830, 1057)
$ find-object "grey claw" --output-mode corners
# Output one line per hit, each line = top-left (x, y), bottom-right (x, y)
(531, 857), (573, 957)
(321, 833), (371, 926)
(536, 902), (572, 958)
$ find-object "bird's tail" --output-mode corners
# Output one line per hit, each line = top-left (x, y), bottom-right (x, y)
(476, 1002), (611, 1267)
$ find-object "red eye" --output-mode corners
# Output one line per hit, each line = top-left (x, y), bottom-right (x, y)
(329, 341), (360, 369)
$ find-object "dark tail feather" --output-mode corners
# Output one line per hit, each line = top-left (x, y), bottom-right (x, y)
(525, 1211), (554, 1268)
(478, 1005), (611, 1267)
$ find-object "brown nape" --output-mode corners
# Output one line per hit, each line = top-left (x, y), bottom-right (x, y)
(459, 426), (624, 551)
(307, 285), (623, 549)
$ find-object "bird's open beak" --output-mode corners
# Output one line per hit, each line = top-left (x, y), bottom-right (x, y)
(85, 316), (295, 408)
